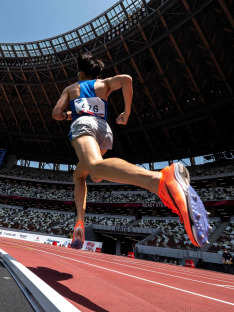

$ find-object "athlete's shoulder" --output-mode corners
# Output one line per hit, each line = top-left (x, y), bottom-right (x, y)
(103, 75), (132, 85)
(63, 82), (79, 93)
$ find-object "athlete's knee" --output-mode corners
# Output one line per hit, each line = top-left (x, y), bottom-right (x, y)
(73, 165), (88, 184)
(73, 172), (87, 184)
(89, 161), (103, 183)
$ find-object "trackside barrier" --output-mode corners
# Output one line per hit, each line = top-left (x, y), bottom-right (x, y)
(185, 259), (195, 268)
(0, 229), (102, 251)
(0, 249), (81, 312)
(127, 252), (135, 258)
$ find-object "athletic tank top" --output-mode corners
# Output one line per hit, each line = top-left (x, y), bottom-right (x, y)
(69, 80), (108, 122)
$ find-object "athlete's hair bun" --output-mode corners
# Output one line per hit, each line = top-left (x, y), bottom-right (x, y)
(78, 52), (104, 78)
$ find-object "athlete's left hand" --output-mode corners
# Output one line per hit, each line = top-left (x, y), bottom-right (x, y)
(116, 112), (129, 125)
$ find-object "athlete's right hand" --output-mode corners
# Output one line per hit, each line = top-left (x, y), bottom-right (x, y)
(116, 112), (129, 125)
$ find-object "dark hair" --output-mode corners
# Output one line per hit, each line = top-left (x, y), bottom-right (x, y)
(78, 52), (104, 78)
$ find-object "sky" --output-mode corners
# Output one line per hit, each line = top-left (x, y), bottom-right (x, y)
(0, 0), (119, 43)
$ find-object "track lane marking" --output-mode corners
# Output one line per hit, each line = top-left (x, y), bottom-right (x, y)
(1, 239), (234, 287)
(0, 243), (34, 250)
(1, 238), (233, 285)
(2, 240), (234, 306)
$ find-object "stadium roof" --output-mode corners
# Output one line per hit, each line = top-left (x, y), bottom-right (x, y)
(0, 0), (233, 166)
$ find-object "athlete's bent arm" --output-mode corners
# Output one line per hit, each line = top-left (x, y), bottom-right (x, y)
(106, 75), (133, 125)
(52, 87), (72, 121)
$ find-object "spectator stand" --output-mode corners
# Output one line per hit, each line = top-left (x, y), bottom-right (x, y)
(0, 206), (74, 235)
(137, 217), (221, 249)
(0, 166), (73, 183)
(207, 217), (234, 254)
(92, 214), (136, 231)
(188, 160), (234, 179)
(1, 175), (234, 208)
(0, 204), (23, 227)
(135, 217), (225, 268)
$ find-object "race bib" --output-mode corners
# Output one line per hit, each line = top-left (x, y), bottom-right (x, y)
(74, 97), (105, 118)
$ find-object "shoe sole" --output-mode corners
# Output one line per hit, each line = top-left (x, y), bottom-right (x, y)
(174, 162), (210, 247)
(71, 239), (83, 249)
(71, 221), (84, 249)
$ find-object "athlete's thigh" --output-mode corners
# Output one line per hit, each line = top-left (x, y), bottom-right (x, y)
(72, 135), (103, 172)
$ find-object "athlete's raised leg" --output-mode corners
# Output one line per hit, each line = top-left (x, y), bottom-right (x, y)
(72, 135), (210, 248)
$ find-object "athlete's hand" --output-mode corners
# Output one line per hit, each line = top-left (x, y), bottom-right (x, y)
(116, 112), (129, 125)
(66, 111), (73, 121)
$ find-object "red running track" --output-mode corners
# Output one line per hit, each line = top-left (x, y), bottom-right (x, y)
(0, 237), (234, 312)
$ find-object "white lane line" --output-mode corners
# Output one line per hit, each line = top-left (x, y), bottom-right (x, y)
(2, 238), (234, 285)
(214, 285), (234, 289)
(2, 239), (234, 288)
(68, 252), (234, 284)
(45, 247), (234, 282)
(4, 243), (234, 307)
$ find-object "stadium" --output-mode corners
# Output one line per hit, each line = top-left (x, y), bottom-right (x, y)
(0, 0), (234, 311)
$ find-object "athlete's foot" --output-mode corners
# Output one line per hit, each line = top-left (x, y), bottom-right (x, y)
(71, 220), (85, 249)
(158, 162), (210, 247)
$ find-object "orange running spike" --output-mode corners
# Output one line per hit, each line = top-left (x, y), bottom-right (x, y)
(71, 220), (85, 249)
(158, 163), (209, 247)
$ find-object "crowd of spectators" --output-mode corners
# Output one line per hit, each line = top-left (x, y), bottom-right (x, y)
(0, 207), (72, 233)
(1, 160), (233, 184)
(96, 216), (134, 227)
(0, 203), (233, 256)
(48, 214), (134, 237)
(133, 218), (164, 229)
(208, 219), (234, 253)
(197, 186), (234, 201)
(0, 179), (74, 200)
(0, 161), (233, 254)
(0, 206), (134, 236)
(0, 204), (22, 218)
(188, 162), (234, 177)
(0, 167), (73, 182)
(1, 177), (234, 203)
(87, 189), (158, 203)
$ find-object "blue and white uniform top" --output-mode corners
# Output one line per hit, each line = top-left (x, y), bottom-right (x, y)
(70, 80), (108, 122)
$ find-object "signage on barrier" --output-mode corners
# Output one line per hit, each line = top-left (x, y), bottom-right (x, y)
(114, 226), (133, 233)
(0, 229), (102, 251)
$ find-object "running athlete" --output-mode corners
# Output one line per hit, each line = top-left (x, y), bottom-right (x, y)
(52, 53), (210, 250)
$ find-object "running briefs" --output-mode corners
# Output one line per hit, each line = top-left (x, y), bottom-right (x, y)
(68, 115), (113, 150)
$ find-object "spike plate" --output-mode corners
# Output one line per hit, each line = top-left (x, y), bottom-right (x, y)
(71, 239), (83, 249)
(187, 186), (210, 247)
